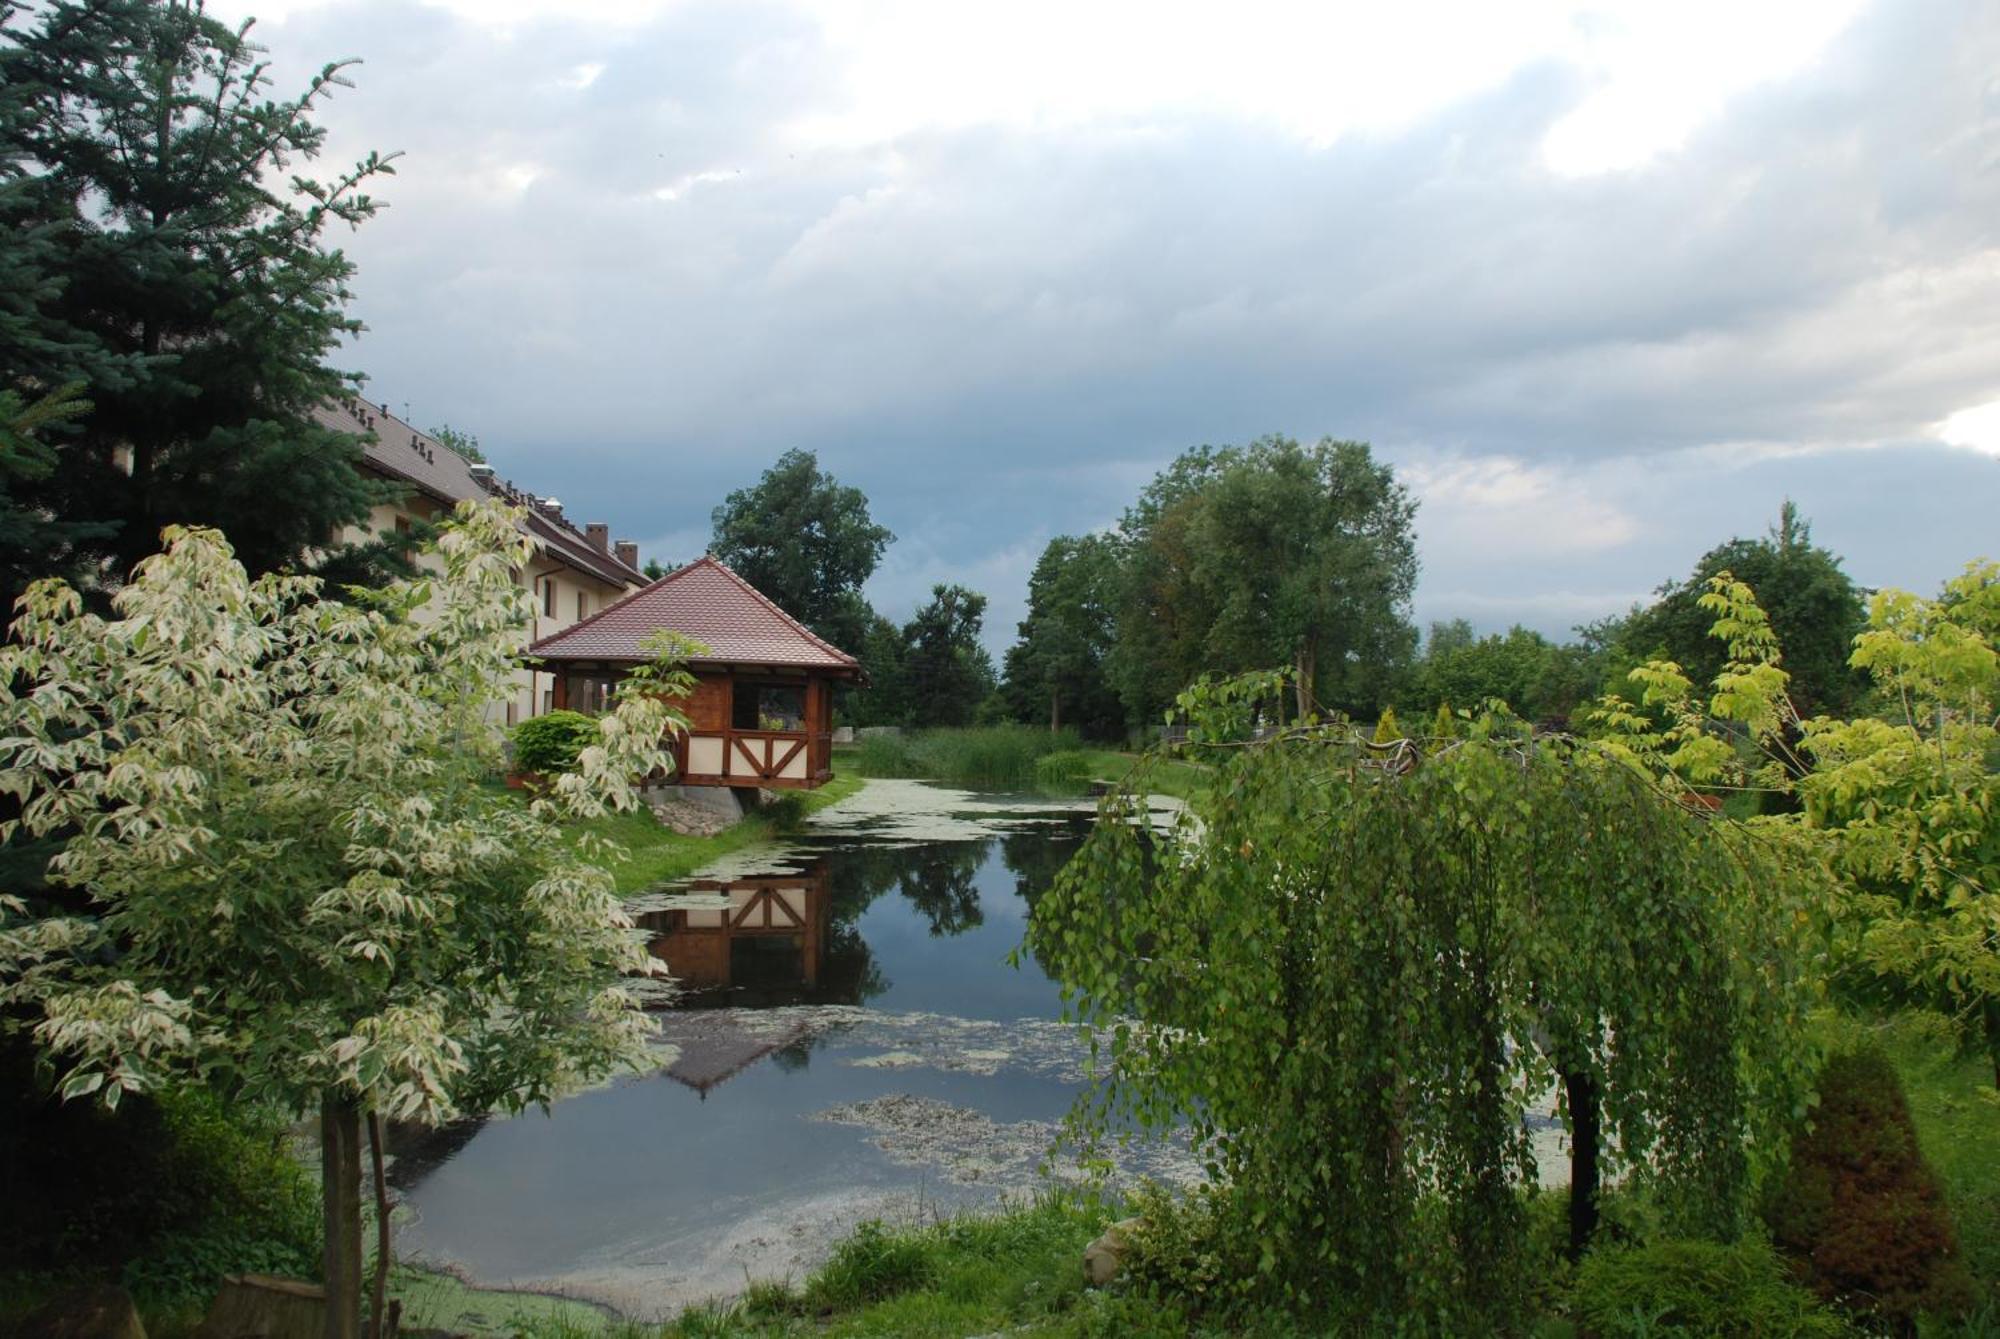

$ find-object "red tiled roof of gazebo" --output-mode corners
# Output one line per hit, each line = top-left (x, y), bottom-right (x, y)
(528, 556), (860, 671)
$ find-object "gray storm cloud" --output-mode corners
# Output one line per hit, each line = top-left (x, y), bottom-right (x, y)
(247, 0), (1998, 647)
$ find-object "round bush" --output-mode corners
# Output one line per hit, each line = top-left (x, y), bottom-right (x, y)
(510, 709), (600, 775)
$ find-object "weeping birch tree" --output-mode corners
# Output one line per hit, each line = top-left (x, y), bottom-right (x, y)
(0, 502), (683, 1339)
(1031, 691), (1824, 1331)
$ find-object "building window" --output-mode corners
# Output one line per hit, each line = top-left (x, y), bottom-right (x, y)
(732, 681), (806, 732)
(576, 590), (588, 621)
(565, 672), (619, 715)
(542, 579), (556, 618)
(542, 688), (554, 715)
(394, 515), (412, 535)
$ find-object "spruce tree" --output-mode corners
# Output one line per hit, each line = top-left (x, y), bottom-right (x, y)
(0, 0), (397, 608)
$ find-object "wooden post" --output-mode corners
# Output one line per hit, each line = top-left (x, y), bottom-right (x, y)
(321, 1093), (363, 1339)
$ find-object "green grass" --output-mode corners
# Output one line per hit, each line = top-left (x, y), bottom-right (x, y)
(563, 771), (864, 894)
(510, 1193), (1266, 1339)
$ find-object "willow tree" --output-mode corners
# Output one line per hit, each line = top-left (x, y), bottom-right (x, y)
(0, 502), (682, 1339)
(1031, 696), (1823, 1331)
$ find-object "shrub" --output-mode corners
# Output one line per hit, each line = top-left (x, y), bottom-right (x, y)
(1766, 1047), (1978, 1331)
(1572, 1238), (1850, 1338)
(510, 709), (600, 774)
(1116, 1184), (1259, 1318)
(0, 1035), (319, 1306)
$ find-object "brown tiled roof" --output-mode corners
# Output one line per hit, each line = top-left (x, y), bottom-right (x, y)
(317, 397), (645, 590)
(529, 556), (861, 672)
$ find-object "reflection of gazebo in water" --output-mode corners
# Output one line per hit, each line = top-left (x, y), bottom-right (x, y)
(638, 861), (833, 1096)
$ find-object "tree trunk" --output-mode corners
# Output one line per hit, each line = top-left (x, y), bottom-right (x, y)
(321, 1093), (364, 1339)
(366, 1112), (392, 1339)
(1049, 687), (1061, 734)
(1294, 642), (1316, 722)
(1564, 1065), (1602, 1260)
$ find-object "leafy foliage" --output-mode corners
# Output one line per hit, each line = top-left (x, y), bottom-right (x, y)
(1766, 1048), (1977, 1330)
(1410, 620), (1607, 728)
(0, 501), (684, 1324)
(1571, 1238), (1851, 1339)
(0, 1036), (316, 1297)
(709, 448), (892, 650)
(511, 709), (601, 775)
(0, 0), (400, 607)
(900, 584), (996, 728)
(1107, 436), (1418, 726)
(1619, 503), (1866, 717)
(1001, 535), (1124, 738)
(1031, 693), (1824, 1331)
(1593, 560), (2000, 1083)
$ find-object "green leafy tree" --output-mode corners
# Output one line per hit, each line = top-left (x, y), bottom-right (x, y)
(426, 423), (483, 463)
(1621, 502), (1866, 716)
(1110, 436), (1418, 726)
(1031, 700), (1822, 1328)
(1001, 534), (1123, 737)
(0, 502), (683, 1339)
(1413, 624), (1604, 725)
(843, 604), (909, 728)
(0, 0), (401, 608)
(1595, 561), (2000, 1084)
(709, 448), (892, 651)
(902, 583), (995, 728)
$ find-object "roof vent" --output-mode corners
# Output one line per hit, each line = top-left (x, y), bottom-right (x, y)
(468, 464), (496, 484)
(541, 496), (563, 519)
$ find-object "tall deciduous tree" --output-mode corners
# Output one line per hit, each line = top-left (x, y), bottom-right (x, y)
(901, 583), (994, 728)
(1001, 534), (1122, 737)
(709, 448), (892, 651)
(1622, 502), (1866, 716)
(0, 503), (681, 1339)
(0, 0), (400, 608)
(1111, 436), (1418, 726)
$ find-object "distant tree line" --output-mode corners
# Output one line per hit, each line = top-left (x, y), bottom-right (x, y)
(707, 441), (1868, 748)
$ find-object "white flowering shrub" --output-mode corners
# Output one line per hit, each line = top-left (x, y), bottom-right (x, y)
(0, 501), (682, 1329)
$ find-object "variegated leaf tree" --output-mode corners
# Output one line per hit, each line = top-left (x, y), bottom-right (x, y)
(0, 501), (683, 1339)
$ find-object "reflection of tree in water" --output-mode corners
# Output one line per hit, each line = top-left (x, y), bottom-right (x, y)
(1002, 819), (1093, 978)
(896, 843), (986, 936)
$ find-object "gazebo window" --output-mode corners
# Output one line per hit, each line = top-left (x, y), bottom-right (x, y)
(565, 672), (620, 715)
(732, 681), (805, 732)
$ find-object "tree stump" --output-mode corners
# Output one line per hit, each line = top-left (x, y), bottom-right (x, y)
(194, 1275), (327, 1339)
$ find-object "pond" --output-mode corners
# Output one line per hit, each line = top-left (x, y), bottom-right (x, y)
(387, 779), (1194, 1318)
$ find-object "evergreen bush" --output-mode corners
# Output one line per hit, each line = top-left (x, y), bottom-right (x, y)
(510, 709), (600, 775)
(1766, 1048), (1978, 1331)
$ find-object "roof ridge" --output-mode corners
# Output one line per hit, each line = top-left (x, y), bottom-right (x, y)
(694, 555), (859, 666)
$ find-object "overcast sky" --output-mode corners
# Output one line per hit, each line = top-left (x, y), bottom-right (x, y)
(216, 0), (2000, 654)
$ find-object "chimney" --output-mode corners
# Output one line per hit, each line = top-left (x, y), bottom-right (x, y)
(585, 522), (610, 553)
(614, 540), (640, 570)
(541, 496), (563, 521)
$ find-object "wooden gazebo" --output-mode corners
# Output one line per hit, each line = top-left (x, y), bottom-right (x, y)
(528, 556), (861, 789)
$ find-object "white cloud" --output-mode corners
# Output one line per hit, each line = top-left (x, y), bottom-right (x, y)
(1935, 399), (2000, 458)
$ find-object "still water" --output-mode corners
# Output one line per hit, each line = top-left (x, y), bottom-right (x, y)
(389, 781), (1180, 1316)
